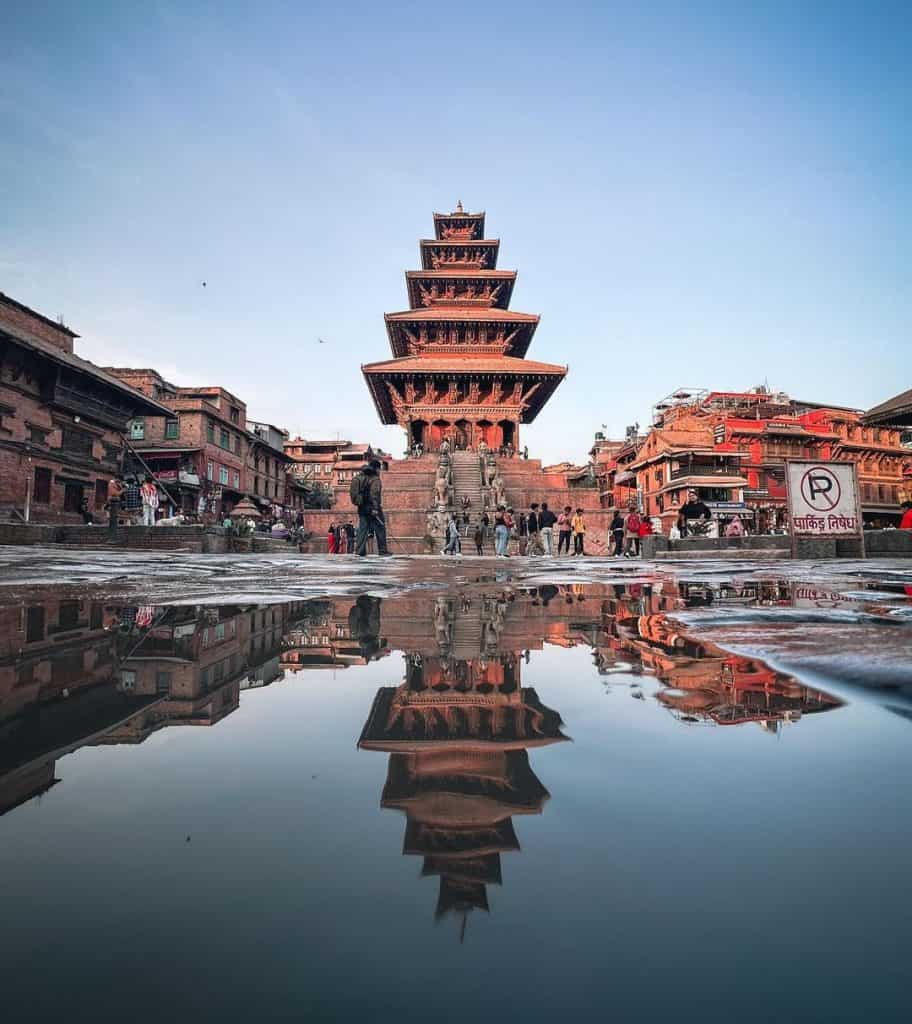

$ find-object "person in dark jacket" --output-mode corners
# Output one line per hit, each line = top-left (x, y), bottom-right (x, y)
(610, 511), (625, 556)
(539, 502), (557, 555)
(527, 503), (542, 556)
(352, 459), (391, 556)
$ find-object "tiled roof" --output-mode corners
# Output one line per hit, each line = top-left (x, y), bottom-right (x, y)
(865, 388), (912, 425)
(363, 355), (566, 376)
(385, 308), (538, 323)
(0, 319), (173, 418)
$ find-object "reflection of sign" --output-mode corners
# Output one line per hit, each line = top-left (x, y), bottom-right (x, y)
(786, 461), (860, 536)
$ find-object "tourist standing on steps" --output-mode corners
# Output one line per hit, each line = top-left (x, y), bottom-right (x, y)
(557, 506), (572, 554)
(571, 508), (586, 555)
(539, 502), (557, 556)
(140, 475), (159, 526)
(327, 523), (337, 554)
(527, 503), (542, 556)
(351, 458), (391, 556)
(344, 520), (355, 552)
(517, 511), (528, 555)
(901, 502), (912, 529)
(610, 511), (625, 556)
(494, 505), (512, 557)
(474, 519), (485, 555)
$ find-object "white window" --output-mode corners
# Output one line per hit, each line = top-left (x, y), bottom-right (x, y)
(207, 460), (214, 481)
(232, 470), (240, 488)
(129, 419), (145, 440)
(119, 670), (136, 691)
(219, 466), (229, 485)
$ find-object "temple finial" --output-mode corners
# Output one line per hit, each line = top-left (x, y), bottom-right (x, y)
(455, 199), (463, 214)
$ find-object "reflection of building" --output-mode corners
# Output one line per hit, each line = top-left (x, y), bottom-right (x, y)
(0, 598), (291, 813)
(358, 591), (569, 933)
(618, 611), (841, 729)
(0, 597), (162, 814)
(280, 598), (386, 672)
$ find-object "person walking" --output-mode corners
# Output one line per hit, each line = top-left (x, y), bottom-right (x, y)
(344, 520), (355, 552)
(527, 503), (542, 556)
(571, 508), (586, 555)
(624, 508), (642, 557)
(610, 510), (625, 556)
(351, 458), (391, 556)
(539, 502), (557, 556)
(443, 513), (461, 555)
(557, 506), (572, 555)
(140, 475), (159, 526)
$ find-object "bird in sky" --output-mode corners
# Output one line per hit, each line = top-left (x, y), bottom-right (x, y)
(318, 337), (326, 344)
(202, 281), (207, 287)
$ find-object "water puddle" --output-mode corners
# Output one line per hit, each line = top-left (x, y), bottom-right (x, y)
(1, 573), (910, 1021)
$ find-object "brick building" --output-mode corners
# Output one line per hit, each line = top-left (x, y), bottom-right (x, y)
(630, 388), (912, 533)
(0, 293), (171, 524)
(247, 421), (298, 517)
(284, 437), (392, 496)
(104, 368), (251, 519)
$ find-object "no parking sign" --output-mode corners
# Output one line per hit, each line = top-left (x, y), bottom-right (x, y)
(785, 460), (862, 538)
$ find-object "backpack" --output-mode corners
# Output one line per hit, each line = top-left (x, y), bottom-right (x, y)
(350, 471), (371, 509)
(626, 512), (641, 532)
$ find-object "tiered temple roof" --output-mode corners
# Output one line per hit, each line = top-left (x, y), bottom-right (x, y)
(363, 204), (566, 451)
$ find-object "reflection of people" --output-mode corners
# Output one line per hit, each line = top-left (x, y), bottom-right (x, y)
(348, 595), (383, 662)
(678, 490), (711, 536)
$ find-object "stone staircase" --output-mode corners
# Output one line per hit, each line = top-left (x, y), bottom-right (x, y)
(449, 450), (484, 517)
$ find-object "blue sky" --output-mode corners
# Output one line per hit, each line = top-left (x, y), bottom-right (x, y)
(2, 1), (910, 463)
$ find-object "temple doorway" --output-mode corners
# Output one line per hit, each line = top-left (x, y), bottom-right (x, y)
(411, 420), (427, 449)
(431, 419), (450, 451)
(477, 419), (493, 447)
(454, 419), (471, 450)
(498, 419), (516, 449)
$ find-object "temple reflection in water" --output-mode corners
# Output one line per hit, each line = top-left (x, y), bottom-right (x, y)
(0, 580), (843, 826)
(358, 590), (576, 931)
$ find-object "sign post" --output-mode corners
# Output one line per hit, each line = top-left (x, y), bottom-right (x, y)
(784, 460), (864, 559)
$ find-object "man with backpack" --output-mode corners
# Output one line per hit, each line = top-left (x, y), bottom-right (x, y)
(350, 459), (391, 556)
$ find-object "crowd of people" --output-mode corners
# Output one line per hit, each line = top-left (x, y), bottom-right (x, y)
(440, 501), (592, 558)
(408, 438), (529, 460)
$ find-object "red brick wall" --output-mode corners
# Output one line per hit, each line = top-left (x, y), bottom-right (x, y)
(0, 296), (75, 353)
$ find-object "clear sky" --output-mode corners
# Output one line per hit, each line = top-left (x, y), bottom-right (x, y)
(2, 1), (910, 463)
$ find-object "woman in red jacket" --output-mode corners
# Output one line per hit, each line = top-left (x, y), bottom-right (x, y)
(327, 523), (337, 554)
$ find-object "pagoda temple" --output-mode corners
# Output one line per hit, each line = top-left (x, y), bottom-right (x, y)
(363, 203), (567, 453)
